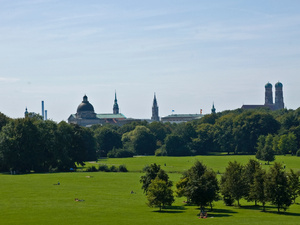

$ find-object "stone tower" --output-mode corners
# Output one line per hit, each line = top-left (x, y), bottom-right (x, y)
(274, 82), (284, 110)
(264, 82), (273, 106)
(113, 91), (119, 114)
(151, 93), (159, 121)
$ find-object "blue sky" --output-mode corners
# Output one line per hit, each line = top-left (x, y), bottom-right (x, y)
(1, 0), (300, 122)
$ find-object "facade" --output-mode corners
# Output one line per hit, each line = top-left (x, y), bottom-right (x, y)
(242, 82), (284, 110)
(161, 114), (204, 123)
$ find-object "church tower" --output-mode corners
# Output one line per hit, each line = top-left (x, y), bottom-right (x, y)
(151, 93), (159, 121)
(113, 91), (119, 114)
(274, 82), (284, 110)
(264, 82), (273, 106)
(211, 103), (216, 114)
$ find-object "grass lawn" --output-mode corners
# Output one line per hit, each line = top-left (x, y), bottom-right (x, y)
(1, 155), (300, 225)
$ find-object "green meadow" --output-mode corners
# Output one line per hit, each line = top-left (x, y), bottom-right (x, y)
(1, 155), (300, 225)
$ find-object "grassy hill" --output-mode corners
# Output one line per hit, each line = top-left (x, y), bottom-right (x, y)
(1, 155), (299, 225)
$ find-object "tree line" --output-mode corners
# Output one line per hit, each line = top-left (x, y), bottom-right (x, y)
(0, 107), (300, 172)
(141, 160), (300, 214)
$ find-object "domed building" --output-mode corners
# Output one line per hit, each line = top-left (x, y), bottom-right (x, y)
(68, 94), (129, 127)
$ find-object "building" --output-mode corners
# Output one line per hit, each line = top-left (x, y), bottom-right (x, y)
(68, 94), (128, 127)
(242, 82), (284, 110)
(161, 114), (204, 123)
(151, 93), (159, 121)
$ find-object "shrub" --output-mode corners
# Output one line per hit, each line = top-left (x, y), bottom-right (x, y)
(107, 148), (134, 158)
(109, 165), (118, 172)
(296, 149), (300, 157)
(98, 164), (110, 172)
(86, 166), (98, 172)
(118, 164), (128, 172)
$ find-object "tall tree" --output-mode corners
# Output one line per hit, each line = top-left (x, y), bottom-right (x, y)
(140, 163), (172, 193)
(220, 161), (247, 206)
(146, 177), (174, 211)
(256, 134), (275, 164)
(248, 167), (267, 211)
(265, 162), (293, 212)
(244, 159), (261, 204)
(176, 161), (219, 212)
(287, 169), (300, 203)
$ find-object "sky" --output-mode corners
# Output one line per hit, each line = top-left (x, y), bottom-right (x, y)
(1, 0), (300, 122)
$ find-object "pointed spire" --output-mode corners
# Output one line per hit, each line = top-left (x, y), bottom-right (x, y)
(211, 102), (216, 114)
(113, 90), (119, 114)
(151, 92), (159, 121)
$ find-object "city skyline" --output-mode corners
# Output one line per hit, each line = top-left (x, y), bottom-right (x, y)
(1, 1), (300, 122)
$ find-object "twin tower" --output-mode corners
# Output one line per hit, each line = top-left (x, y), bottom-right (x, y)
(265, 82), (284, 110)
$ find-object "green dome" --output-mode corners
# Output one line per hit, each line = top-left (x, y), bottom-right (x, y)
(275, 82), (283, 88)
(265, 82), (272, 88)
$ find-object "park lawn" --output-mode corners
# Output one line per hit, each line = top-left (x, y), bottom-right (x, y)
(1, 155), (300, 225)
(86, 154), (300, 173)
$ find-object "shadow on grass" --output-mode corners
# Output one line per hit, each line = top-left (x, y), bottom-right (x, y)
(152, 205), (186, 213)
(197, 208), (236, 218)
(262, 210), (300, 217)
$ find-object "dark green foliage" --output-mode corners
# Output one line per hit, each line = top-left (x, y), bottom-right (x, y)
(164, 134), (190, 156)
(243, 159), (262, 204)
(176, 161), (219, 212)
(265, 162), (293, 212)
(94, 127), (122, 157)
(140, 163), (172, 193)
(122, 126), (156, 155)
(98, 164), (110, 172)
(86, 166), (98, 172)
(220, 161), (248, 206)
(146, 177), (174, 211)
(287, 169), (300, 203)
(296, 149), (300, 157)
(118, 164), (128, 172)
(256, 134), (275, 164)
(249, 166), (267, 211)
(107, 148), (134, 158)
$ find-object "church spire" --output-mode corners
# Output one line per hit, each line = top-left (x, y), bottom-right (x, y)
(151, 93), (159, 121)
(113, 90), (119, 114)
(211, 102), (216, 114)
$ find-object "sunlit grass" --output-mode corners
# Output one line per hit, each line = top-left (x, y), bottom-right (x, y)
(1, 155), (299, 225)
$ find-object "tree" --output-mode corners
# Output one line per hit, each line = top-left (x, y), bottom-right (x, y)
(265, 162), (293, 212)
(243, 159), (261, 204)
(256, 134), (275, 164)
(146, 177), (174, 211)
(122, 126), (156, 155)
(140, 163), (172, 193)
(0, 118), (40, 173)
(164, 134), (190, 156)
(248, 167), (267, 211)
(287, 169), (300, 203)
(94, 127), (122, 157)
(220, 161), (247, 206)
(176, 161), (219, 212)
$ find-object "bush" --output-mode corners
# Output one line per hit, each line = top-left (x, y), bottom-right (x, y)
(107, 148), (134, 158)
(109, 165), (118, 172)
(223, 195), (235, 206)
(98, 164), (110, 172)
(296, 149), (300, 157)
(86, 166), (98, 172)
(118, 164), (128, 172)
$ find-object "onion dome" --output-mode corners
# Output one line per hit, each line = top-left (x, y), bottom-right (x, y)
(77, 95), (95, 113)
(265, 82), (272, 88)
(275, 81), (283, 88)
